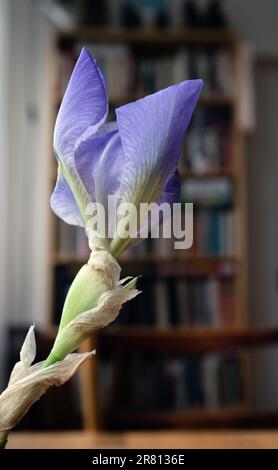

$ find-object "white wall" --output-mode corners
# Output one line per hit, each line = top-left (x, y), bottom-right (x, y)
(0, 0), (53, 386)
(0, 0), (10, 388)
(248, 61), (278, 407)
(7, 0), (53, 327)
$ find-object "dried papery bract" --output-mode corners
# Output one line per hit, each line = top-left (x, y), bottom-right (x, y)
(0, 326), (94, 446)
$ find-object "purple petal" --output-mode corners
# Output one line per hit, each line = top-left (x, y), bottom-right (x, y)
(76, 127), (125, 237)
(159, 169), (181, 206)
(50, 172), (84, 226)
(54, 48), (108, 163)
(74, 123), (123, 204)
(51, 123), (121, 226)
(135, 170), (181, 242)
(51, 48), (110, 226)
(115, 80), (203, 206)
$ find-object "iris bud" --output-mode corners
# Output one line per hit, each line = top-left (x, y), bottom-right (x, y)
(58, 249), (120, 330)
(45, 248), (139, 367)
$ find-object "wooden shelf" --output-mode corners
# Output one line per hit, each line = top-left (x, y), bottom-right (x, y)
(106, 407), (278, 429)
(52, 252), (237, 271)
(108, 93), (235, 108)
(199, 95), (235, 107)
(51, 253), (237, 264)
(120, 253), (236, 263)
(45, 325), (278, 355)
(51, 252), (89, 266)
(121, 255), (237, 277)
(179, 169), (235, 179)
(60, 27), (237, 46)
(99, 326), (278, 354)
(55, 93), (235, 110)
(51, 253), (237, 278)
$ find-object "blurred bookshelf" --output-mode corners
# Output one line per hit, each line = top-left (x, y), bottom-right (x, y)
(47, 25), (257, 431)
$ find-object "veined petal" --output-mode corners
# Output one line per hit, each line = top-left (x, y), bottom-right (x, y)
(127, 170), (181, 248)
(74, 124), (124, 207)
(159, 169), (181, 206)
(115, 80), (203, 207)
(52, 48), (109, 225)
(54, 47), (108, 161)
(110, 80), (202, 255)
(52, 123), (121, 227)
(50, 171), (84, 226)
(74, 124), (124, 237)
(143, 169), (181, 236)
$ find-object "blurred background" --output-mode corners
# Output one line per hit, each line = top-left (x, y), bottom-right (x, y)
(1, 0), (278, 435)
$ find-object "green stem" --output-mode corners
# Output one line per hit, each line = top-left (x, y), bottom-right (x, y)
(110, 236), (130, 259)
(0, 431), (9, 449)
(43, 349), (63, 368)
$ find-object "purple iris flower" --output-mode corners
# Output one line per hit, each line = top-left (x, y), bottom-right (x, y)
(51, 48), (203, 256)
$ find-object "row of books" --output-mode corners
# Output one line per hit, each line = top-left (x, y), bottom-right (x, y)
(56, 207), (234, 258)
(100, 352), (242, 411)
(136, 47), (233, 96)
(117, 276), (235, 327)
(194, 207), (234, 255)
(71, 0), (229, 30)
(56, 43), (233, 99)
(54, 265), (235, 327)
(73, 0), (171, 29)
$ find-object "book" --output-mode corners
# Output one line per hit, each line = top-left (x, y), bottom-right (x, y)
(173, 48), (189, 84)
(114, 272), (236, 328)
(154, 279), (170, 327)
(185, 356), (204, 406)
(181, 178), (233, 205)
(202, 355), (220, 408)
(219, 355), (241, 405)
(176, 279), (190, 325)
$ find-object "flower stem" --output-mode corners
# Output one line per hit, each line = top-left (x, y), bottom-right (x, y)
(0, 431), (8, 449)
(43, 349), (63, 368)
(110, 237), (130, 259)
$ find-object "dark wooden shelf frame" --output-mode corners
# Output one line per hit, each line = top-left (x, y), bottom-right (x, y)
(99, 326), (278, 354)
(60, 27), (237, 46)
(106, 407), (278, 429)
